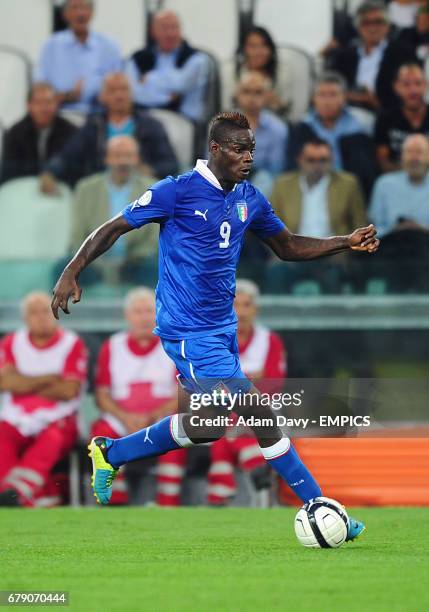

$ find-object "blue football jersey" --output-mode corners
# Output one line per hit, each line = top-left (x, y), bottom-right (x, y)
(122, 160), (285, 339)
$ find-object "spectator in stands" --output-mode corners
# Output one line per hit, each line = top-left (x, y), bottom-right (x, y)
(91, 287), (183, 505)
(388, 0), (424, 30)
(327, 0), (416, 110)
(288, 72), (377, 197)
(234, 71), (288, 195)
(370, 133), (429, 236)
(41, 73), (178, 191)
(1, 83), (76, 184)
(125, 10), (210, 123)
(270, 139), (366, 293)
(234, 26), (293, 118)
(34, 0), (122, 114)
(272, 138), (366, 237)
(0, 292), (87, 507)
(375, 64), (429, 172)
(70, 135), (158, 285)
(398, 4), (429, 67)
(208, 279), (286, 506)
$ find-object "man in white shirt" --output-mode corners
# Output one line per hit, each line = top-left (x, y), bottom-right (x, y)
(35, 0), (122, 113)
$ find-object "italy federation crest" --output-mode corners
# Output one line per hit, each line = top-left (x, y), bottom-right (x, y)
(236, 202), (248, 222)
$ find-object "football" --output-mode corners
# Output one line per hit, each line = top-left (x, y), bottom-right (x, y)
(294, 496), (349, 548)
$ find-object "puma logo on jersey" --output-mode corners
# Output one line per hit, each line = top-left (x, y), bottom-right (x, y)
(194, 209), (208, 221)
(144, 427), (153, 444)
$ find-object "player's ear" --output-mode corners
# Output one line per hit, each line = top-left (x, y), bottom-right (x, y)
(209, 140), (220, 157)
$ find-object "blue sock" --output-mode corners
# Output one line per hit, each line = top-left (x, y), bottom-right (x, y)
(260, 438), (322, 504)
(106, 415), (193, 468)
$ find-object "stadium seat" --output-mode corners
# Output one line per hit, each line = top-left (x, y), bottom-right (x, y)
(0, 261), (55, 299)
(59, 109), (87, 128)
(349, 106), (376, 136)
(253, 0), (332, 55)
(148, 109), (195, 171)
(0, 47), (31, 128)
(161, 0), (239, 60)
(277, 46), (315, 121)
(0, 177), (72, 259)
(92, 0), (147, 57)
(0, 0), (52, 64)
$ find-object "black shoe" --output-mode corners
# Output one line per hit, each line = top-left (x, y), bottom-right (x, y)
(0, 488), (21, 506)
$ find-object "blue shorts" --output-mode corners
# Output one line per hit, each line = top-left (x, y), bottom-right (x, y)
(161, 332), (252, 395)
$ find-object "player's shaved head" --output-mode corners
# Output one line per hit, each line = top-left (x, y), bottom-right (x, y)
(208, 111), (251, 145)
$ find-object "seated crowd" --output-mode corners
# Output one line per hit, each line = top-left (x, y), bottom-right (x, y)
(1, 0), (429, 296)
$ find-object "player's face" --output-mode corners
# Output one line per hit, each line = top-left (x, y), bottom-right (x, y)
(126, 298), (156, 339)
(25, 297), (57, 338)
(235, 293), (257, 330)
(213, 129), (256, 183)
(395, 69), (427, 108)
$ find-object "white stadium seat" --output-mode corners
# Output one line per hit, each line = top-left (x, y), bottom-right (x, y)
(0, 0), (52, 64)
(92, 0), (147, 57)
(253, 0), (333, 55)
(162, 0), (239, 60)
(0, 178), (72, 259)
(0, 47), (30, 128)
(148, 109), (195, 171)
(277, 46), (315, 122)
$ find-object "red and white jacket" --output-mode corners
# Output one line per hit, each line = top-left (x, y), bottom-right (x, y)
(238, 325), (287, 388)
(95, 332), (177, 436)
(0, 328), (87, 436)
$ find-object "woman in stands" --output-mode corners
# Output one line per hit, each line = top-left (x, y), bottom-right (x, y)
(236, 26), (293, 118)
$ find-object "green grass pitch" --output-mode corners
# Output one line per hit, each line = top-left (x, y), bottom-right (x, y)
(1, 507), (428, 612)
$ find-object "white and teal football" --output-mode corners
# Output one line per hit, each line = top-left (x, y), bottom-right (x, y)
(294, 496), (349, 548)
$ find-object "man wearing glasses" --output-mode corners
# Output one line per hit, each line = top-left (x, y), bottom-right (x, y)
(271, 138), (367, 291)
(328, 0), (417, 110)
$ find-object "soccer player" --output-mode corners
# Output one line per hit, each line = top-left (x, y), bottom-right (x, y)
(52, 112), (379, 539)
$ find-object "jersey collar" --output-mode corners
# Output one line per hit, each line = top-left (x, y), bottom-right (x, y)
(194, 159), (237, 192)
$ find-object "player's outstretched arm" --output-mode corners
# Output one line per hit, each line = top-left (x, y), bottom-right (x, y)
(263, 225), (379, 262)
(51, 215), (133, 319)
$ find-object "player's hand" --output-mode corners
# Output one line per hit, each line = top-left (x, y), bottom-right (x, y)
(51, 268), (82, 319)
(348, 224), (380, 254)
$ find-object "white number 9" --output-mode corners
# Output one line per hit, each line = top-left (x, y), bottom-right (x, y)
(219, 222), (231, 249)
